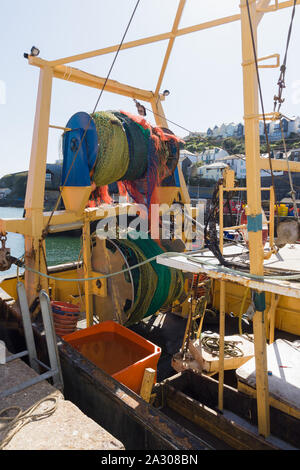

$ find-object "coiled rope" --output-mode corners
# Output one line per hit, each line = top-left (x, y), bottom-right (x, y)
(92, 112), (129, 187)
(111, 111), (148, 181)
(114, 233), (185, 325)
(201, 336), (244, 358)
(88, 110), (181, 207)
(0, 393), (59, 450)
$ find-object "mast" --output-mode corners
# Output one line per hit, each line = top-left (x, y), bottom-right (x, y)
(240, 0), (271, 437)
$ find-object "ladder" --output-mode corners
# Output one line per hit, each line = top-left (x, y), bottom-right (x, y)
(0, 282), (63, 399)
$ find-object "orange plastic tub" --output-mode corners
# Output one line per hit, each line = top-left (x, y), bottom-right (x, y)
(63, 321), (161, 394)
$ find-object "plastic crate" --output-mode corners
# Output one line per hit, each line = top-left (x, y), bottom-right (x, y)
(63, 321), (161, 394)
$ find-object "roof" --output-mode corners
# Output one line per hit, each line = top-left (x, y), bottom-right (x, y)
(216, 154), (245, 162)
(180, 149), (197, 156)
(200, 162), (228, 170)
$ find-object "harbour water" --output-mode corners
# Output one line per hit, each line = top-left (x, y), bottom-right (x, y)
(0, 207), (81, 279)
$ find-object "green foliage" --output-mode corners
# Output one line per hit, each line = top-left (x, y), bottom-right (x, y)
(13, 173), (28, 198)
(0, 173), (15, 189)
(0, 171), (28, 199)
(184, 133), (300, 156)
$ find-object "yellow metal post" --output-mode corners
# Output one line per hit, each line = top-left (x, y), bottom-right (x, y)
(218, 280), (226, 412)
(240, 0), (270, 437)
(268, 293), (280, 344)
(82, 215), (93, 327)
(24, 66), (53, 305)
(218, 184), (226, 412)
(150, 96), (168, 128)
(269, 186), (275, 249)
(219, 185), (224, 255)
(154, 0), (186, 97)
(140, 368), (156, 402)
(150, 97), (190, 206)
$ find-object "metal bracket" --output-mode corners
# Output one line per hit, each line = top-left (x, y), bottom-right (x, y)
(257, 0), (279, 12)
(91, 272), (107, 297)
(244, 111), (282, 121)
(242, 53), (280, 69)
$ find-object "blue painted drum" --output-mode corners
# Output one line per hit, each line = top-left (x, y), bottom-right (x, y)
(62, 112), (98, 187)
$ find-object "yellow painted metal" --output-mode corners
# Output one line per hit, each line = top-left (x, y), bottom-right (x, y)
(257, 0), (300, 14)
(29, 57), (159, 103)
(219, 185), (224, 255)
(258, 53), (280, 68)
(140, 368), (156, 403)
(267, 293), (280, 343)
(223, 168), (235, 189)
(32, 0), (298, 70)
(43, 2), (298, 68)
(60, 186), (92, 215)
(251, 309), (270, 436)
(0, 217), (31, 236)
(23, 65), (53, 305)
(223, 224), (246, 231)
(24, 66), (53, 212)
(218, 281), (226, 412)
(49, 124), (72, 132)
(240, 0), (273, 437)
(242, 52), (280, 68)
(177, 165), (191, 205)
(90, 272), (107, 298)
(257, 0), (278, 12)
(82, 216), (93, 327)
(154, 0), (186, 97)
(46, 15), (242, 68)
(218, 188), (225, 412)
(150, 95), (190, 206)
(260, 157), (300, 172)
(269, 186), (275, 249)
(150, 96), (168, 127)
(238, 380), (300, 420)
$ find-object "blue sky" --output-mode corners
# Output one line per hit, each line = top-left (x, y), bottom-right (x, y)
(0, 0), (299, 177)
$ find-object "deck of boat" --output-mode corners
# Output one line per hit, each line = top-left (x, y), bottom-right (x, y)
(157, 242), (300, 299)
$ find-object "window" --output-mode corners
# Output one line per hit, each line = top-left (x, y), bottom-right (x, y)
(45, 173), (52, 182)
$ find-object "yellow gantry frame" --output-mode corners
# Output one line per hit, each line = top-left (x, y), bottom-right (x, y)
(0, 0), (300, 439)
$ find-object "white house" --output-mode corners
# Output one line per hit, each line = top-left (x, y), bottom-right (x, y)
(190, 162), (228, 181)
(199, 147), (229, 165)
(179, 149), (199, 166)
(216, 155), (246, 179)
(0, 188), (11, 199)
(288, 116), (300, 135)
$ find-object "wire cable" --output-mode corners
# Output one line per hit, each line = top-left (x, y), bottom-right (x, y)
(11, 249), (300, 283)
(273, 0), (298, 114)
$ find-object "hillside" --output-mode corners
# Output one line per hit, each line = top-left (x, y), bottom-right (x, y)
(0, 164), (62, 209)
(183, 133), (300, 155)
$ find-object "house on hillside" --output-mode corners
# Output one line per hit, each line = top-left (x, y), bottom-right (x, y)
(0, 188), (11, 199)
(190, 161), (228, 181)
(199, 147), (229, 165)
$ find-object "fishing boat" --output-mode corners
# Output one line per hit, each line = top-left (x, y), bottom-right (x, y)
(1, 0), (300, 450)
